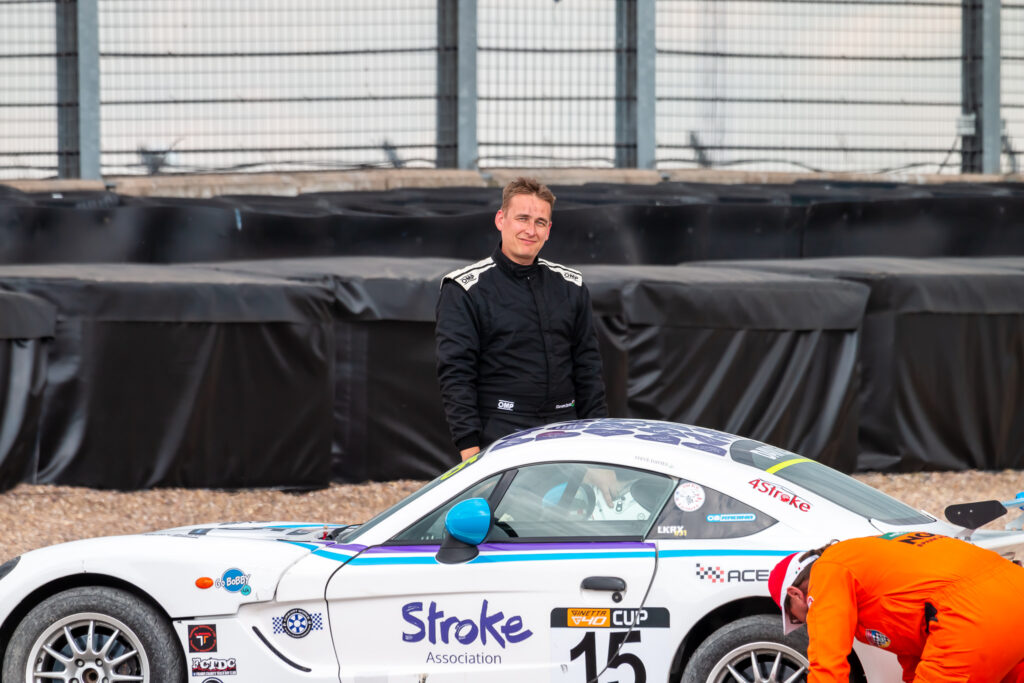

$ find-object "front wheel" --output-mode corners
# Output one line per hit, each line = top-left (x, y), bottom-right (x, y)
(2, 586), (185, 683)
(682, 614), (809, 683)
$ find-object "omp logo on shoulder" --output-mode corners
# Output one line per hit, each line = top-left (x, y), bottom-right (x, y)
(566, 608), (609, 628)
(497, 399), (514, 411)
(459, 273), (476, 285)
(748, 478), (811, 512)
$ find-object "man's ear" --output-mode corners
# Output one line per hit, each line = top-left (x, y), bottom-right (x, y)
(786, 585), (803, 602)
(494, 210), (503, 230)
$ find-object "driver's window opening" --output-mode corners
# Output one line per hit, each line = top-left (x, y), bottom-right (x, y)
(490, 462), (676, 541)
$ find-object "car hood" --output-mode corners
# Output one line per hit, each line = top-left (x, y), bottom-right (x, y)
(0, 522), (359, 625)
(148, 521), (358, 543)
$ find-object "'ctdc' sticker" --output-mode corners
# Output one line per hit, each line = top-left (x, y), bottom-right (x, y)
(215, 568), (252, 596)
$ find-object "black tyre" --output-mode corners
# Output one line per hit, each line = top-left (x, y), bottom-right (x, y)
(682, 614), (809, 683)
(2, 586), (185, 683)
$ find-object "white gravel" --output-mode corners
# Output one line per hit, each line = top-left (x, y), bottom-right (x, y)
(0, 470), (1022, 562)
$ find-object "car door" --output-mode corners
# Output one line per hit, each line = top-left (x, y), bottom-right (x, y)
(326, 461), (676, 682)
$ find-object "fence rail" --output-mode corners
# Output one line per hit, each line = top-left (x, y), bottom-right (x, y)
(0, 0), (1016, 179)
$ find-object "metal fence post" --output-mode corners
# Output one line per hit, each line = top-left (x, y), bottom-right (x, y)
(436, 0), (477, 169)
(961, 0), (1001, 174)
(56, 0), (101, 179)
(615, 0), (656, 169)
(981, 0), (1001, 174)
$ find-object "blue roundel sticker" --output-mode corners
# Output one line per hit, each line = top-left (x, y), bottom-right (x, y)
(220, 568), (249, 593)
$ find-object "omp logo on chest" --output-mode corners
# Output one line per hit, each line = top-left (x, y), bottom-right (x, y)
(401, 600), (533, 648)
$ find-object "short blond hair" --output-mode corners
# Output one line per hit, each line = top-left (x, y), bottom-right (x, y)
(501, 177), (556, 211)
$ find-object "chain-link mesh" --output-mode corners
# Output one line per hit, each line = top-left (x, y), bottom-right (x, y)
(0, 0), (59, 179)
(1005, 1), (1024, 174)
(656, 0), (964, 174)
(99, 0), (438, 175)
(477, 1), (617, 168)
(2, 1), (1022, 179)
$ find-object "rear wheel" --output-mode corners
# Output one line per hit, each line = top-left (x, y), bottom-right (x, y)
(2, 586), (184, 683)
(682, 614), (809, 683)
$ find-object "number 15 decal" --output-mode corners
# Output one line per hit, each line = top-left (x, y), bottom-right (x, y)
(570, 631), (646, 682)
(551, 607), (671, 682)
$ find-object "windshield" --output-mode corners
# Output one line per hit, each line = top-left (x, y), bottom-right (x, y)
(729, 440), (933, 525)
(345, 453), (483, 542)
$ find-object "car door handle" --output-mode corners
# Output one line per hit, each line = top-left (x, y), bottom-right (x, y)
(581, 576), (626, 592)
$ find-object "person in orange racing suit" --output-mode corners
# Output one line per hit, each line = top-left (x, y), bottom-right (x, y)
(768, 532), (1024, 682)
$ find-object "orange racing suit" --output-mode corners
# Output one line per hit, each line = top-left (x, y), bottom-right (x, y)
(805, 533), (1024, 683)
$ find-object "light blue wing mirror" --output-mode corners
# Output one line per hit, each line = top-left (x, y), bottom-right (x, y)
(445, 497), (492, 546)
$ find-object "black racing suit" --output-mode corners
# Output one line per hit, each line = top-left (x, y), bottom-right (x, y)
(435, 246), (608, 451)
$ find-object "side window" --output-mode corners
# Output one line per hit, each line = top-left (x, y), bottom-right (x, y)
(489, 462), (675, 541)
(648, 479), (776, 540)
(390, 474), (502, 544)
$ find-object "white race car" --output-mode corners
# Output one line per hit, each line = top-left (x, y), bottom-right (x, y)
(1, 418), (1022, 683)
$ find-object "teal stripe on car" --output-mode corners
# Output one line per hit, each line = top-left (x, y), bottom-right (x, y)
(348, 549), (655, 566)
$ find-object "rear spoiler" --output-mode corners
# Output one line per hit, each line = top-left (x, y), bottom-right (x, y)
(945, 494), (1024, 541)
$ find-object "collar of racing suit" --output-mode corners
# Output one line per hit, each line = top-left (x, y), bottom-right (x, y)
(492, 242), (539, 278)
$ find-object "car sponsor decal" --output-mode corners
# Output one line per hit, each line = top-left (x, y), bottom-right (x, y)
(748, 478), (812, 512)
(750, 444), (796, 461)
(657, 524), (688, 537)
(706, 513), (756, 523)
(695, 563), (770, 583)
(199, 679), (223, 683)
(191, 657), (236, 677)
(551, 607), (670, 629)
(272, 608), (323, 638)
(490, 418), (733, 453)
(674, 482), (706, 511)
(214, 568), (251, 595)
(550, 606), (675, 682)
(188, 624), (217, 653)
(878, 531), (942, 547)
(401, 599), (533, 648)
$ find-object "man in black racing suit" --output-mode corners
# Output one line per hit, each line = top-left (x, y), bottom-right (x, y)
(435, 177), (607, 461)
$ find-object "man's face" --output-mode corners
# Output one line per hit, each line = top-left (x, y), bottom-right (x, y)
(786, 585), (810, 626)
(495, 193), (552, 265)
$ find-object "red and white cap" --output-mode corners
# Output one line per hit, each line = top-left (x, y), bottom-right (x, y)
(768, 552), (817, 634)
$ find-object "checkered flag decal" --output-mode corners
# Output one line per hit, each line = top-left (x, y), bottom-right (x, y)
(695, 563), (725, 583)
(311, 613), (323, 631)
(272, 617), (284, 634)
(865, 629), (890, 648)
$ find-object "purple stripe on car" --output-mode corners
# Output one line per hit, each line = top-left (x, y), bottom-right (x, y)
(362, 545), (439, 554)
(480, 542), (655, 552)
(325, 543), (368, 552)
